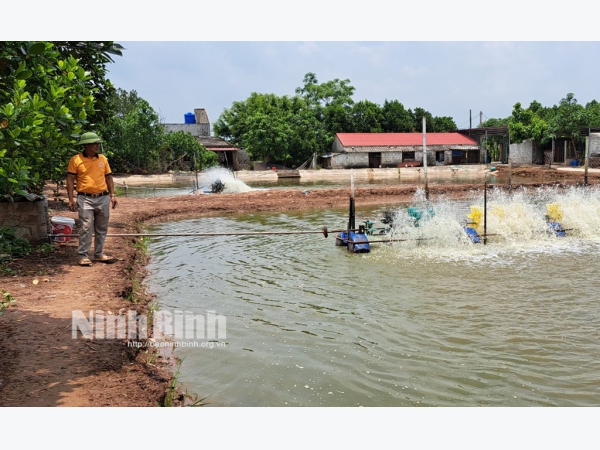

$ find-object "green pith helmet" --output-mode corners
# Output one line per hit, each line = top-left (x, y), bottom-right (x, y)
(77, 132), (102, 145)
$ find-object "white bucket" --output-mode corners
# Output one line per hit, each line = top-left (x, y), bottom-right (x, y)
(51, 216), (75, 243)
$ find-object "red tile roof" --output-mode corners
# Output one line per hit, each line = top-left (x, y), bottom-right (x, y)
(336, 132), (478, 147)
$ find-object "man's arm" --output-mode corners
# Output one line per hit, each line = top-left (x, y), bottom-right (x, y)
(106, 174), (118, 209)
(66, 173), (76, 212)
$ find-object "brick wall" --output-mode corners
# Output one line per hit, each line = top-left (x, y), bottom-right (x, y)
(331, 153), (369, 168)
(0, 198), (50, 243)
(162, 123), (210, 137)
(590, 133), (600, 155)
(509, 139), (533, 164)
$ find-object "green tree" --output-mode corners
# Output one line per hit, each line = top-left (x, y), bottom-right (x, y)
(0, 41), (110, 200)
(51, 42), (124, 126)
(215, 92), (322, 166)
(351, 100), (383, 132)
(243, 111), (294, 163)
(163, 130), (217, 171)
(381, 100), (413, 132)
(295, 72), (355, 109)
(508, 101), (552, 146)
(431, 116), (457, 132)
(103, 97), (164, 173)
(411, 107), (434, 132)
(323, 103), (354, 135)
(295, 72), (355, 147)
(585, 100), (600, 127)
(479, 117), (510, 161)
(548, 93), (588, 158)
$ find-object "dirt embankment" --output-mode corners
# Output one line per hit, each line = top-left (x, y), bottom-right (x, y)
(0, 166), (597, 407)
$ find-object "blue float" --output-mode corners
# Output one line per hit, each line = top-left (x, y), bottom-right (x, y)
(464, 227), (481, 244)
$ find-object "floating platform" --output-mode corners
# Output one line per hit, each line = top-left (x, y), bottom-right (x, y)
(336, 231), (371, 253)
(276, 170), (301, 178)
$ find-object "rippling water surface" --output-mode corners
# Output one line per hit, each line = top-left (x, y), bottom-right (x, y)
(117, 166), (548, 198)
(144, 186), (600, 406)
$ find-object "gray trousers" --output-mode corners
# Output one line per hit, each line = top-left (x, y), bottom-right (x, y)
(77, 195), (111, 259)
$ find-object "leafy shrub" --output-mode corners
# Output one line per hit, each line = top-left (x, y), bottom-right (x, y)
(0, 228), (32, 257)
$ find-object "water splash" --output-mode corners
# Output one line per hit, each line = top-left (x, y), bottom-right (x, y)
(195, 167), (254, 194)
(379, 185), (600, 260)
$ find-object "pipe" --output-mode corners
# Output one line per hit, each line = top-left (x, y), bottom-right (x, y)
(48, 227), (358, 239)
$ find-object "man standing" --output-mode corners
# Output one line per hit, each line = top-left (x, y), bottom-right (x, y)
(66, 132), (118, 266)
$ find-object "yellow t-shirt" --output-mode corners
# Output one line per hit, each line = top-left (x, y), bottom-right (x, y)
(67, 153), (112, 194)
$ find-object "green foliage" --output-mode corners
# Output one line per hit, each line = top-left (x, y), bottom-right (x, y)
(50, 42), (124, 126)
(0, 41), (121, 200)
(508, 94), (591, 158)
(214, 73), (457, 166)
(37, 242), (55, 256)
(509, 101), (553, 146)
(351, 100), (383, 132)
(548, 93), (588, 157)
(102, 88), (219, 173)
(163, 358), (183, 407)
(295, 72), (355, 109)
(411, 107), (433, 132)
(431, 116), (458, 132)
(102, 90), (164, 173)
(215, 92), (321, 165)
(480, 117), (510, 161)
(163, 130), (217, 171)
(381, 100), (413, 132)
(0, 228), (32, 257)
(1, 290), (17, 316)
(585, 100), (600, 127)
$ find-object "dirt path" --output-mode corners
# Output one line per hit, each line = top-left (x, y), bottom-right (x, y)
(0, 166), (597, 406)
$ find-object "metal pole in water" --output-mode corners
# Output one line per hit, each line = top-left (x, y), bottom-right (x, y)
(422, 117), (429, 200)
(584, 134), (589, 186)
(348, 169), (355, 250)
(484, 179), (488, 245)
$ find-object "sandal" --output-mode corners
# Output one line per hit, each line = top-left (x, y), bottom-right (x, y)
(78, 258), (93, 266)
(94, 254), (114, 262)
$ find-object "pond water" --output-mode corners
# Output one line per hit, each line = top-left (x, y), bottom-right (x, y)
(144, 184), (600, 406)
(116, 166), (551, 198)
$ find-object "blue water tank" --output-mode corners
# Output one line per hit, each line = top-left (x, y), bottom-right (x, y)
(184, 112), (195, 124)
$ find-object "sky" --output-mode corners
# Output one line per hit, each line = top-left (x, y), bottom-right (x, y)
(9, 1), (600, 134)
(106, 41), (600, 130)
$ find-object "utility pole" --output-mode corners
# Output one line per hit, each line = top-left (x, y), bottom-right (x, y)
(423, 117), (429, 200)
(469, 109), (472, 129)
(479, 111), (483, 126)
